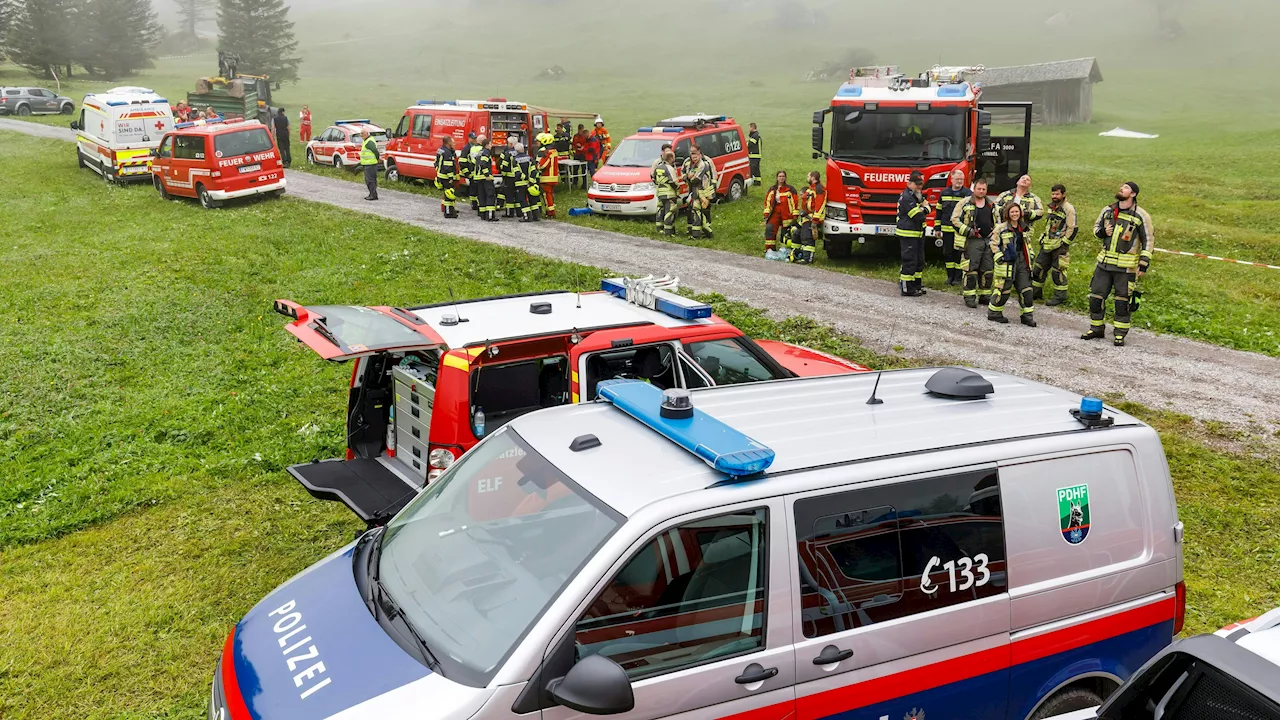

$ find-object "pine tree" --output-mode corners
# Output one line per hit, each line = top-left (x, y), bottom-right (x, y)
(75, 0), (161, 78)
(175, 0), (207, 39)
(216, 0), (299, 85)
(6, 0), (76, 78)
(0, 0), (13, 54)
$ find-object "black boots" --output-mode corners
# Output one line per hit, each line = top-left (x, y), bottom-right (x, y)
(1046, 291), (1068, 307)
(987, 311), (1009, 324)
(964, 295), (978, 308)
(1081, 326), (1106, 341)
(1021, 313), (1037, 328)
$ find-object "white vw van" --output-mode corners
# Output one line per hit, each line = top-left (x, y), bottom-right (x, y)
(71, 89), (174, 183)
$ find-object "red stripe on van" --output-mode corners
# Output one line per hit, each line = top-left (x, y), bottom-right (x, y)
(1011, 598), (1175, 665)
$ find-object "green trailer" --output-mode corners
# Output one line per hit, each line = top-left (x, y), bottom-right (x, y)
(187, 78), (266, 123)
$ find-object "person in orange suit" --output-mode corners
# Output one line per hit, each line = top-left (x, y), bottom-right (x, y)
(536, 132), (560, 218)
(763, 170), (799, 255)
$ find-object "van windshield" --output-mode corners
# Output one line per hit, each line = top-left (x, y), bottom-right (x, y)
(378, 427), (620, 687)
(607, 138), (667, 167)
(213, 127), (273, 157)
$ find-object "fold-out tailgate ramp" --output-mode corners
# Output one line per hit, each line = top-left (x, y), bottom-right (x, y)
(287, 458), (418, 526)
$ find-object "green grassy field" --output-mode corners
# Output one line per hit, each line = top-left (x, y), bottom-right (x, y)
(11, 0), (1275, 354)
(1, 129), (1278, 718)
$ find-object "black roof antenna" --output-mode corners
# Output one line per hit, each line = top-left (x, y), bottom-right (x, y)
(446, 288), (468, 325)
(866, 371), (884, 405)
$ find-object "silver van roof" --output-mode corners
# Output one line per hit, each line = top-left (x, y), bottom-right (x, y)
(509, 368), (1145, 516)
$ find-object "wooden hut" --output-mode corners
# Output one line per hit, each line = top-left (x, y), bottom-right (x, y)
(977, 58), (1103, 125)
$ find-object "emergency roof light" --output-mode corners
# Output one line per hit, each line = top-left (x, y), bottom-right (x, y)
(597, 380), (775, 477)
(334, 119), (372, 125)
(637, 126), (682, 133)
(1071, 396), (1115, 429)
(175, 116), (228, 129)
(600, 276), (712, 321)
(836, 84), (863, 97)
(937, 84), (969, 97)
(417, 100), (458, 106)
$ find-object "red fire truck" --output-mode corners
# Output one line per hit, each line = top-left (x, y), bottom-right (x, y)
(810, 66), (1032, 258)
(382, 98), (550, 183)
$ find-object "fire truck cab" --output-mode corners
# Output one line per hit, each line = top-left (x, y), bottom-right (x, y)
(275, 277), (866, 527)
(382, 99), (548, 183)
(811, 66), (1032, 258)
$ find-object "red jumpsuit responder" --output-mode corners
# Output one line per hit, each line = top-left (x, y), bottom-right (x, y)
(298, 105), (312, 143)
(592, 117), (612, 161)
(762, 171), (798, 255)
(433, 135), (458, 219)
(536, 132), (560, 218)
(895, 171), (930, 296)
(1082, 181), (1154, 347)
(791, 171), (825, 264)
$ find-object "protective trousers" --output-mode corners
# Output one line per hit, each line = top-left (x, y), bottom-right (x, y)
(749, 158), (761, 186)
(477, 179), (497, 220)
(1032, 246), (1070, 303)
(656, 196), (677, 235)
(1088, 267), (1133, 341)
(363, 165), (378, 200)
(688, 197), (707, 239)
(990, 252), (1034, 318)
(496, 179), (510, 217)
(791, 223), (817, 264)
(963, 237), (994, 306)
(540, 183), (557, 218)
(898, 236), (925, 294)
(941, 229), (962, 282)
(440, 179), (457, 218)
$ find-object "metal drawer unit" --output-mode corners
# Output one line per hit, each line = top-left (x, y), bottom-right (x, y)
(391, 362), (436, 483)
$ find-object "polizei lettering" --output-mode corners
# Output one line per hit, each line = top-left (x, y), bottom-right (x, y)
(268, 600), (332, 700)
(864, 172), (912, 184)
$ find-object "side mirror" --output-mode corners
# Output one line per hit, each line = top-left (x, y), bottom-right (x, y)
(976, 127), (992, 153)
(811, 125), (824, 158)
(548, 655), (634, 716)
(69, 120), (80, 131)
(977, 109), (992, 127)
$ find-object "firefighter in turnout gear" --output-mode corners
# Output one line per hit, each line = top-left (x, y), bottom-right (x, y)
(762, 170), (798, 254)
(652, 147), (680, 236)
(1031, 184), (1079, 305)
(682, 144), (717, 239)
(434, 135), (459, 218)
(468, 136), (485, 212)
(473, 136), (498, 221)
(513, 142), (539, 222)
(952, 178), (998, 308)
(1082, 181), (1154, 347)
(896, 170), (930, 296)
(747, 122), (762, 188)
(937, 169), (972, 286)
(498, 137), (518, 218)
(988, 203), (1037, 327)
(593, 117), (613, 161)
(791, 171), (825, 264)
(536, 132), (560, 218)
(994, 175), (1045, 229)
(457, 132), (476, 209)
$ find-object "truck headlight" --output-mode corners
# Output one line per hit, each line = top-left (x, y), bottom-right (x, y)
(590, 181), (601, 192)
(631, 182), (655, 192)
(826, 204), (847, 222)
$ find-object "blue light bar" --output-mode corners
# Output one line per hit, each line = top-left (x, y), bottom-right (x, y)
(662, 127), (681, 133)
(597, 380), (775, 477)
(601, 278), (626, 297)
(837, 84), (863, 97)
(417, 100), (457, 105)
(638, 127), (653, 132)
(937, 84), (968, 97)
(107, 100), (128, 106)
(335, 118), (371, 125)
(600, 278), (713, 320)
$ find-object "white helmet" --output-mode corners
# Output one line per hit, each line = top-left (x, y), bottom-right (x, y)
(594, 116), (604, 126)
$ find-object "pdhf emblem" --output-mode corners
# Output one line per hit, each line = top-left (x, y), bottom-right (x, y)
(1057, 484), (1090, 545)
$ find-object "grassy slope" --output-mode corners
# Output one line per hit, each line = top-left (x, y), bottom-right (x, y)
(0, 130), (1277, 718)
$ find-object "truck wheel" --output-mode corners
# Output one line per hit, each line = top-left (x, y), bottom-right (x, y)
(824, 235), (852, 259)
(197, 184), (219, 209)
(76, 151), (85, 169)
(102, 167), (115, 185)
(154, 174), (169, 199)
(16, 104), (31, 117)
(306, 149), (316, 165)
(385, 162), (400, 183)
(1029, 687), (1104, 720)
(61, 103), (74, 115)
(727, 176), (745, 203)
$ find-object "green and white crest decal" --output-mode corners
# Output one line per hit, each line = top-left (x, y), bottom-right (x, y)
(1057, 484), (1090, 545)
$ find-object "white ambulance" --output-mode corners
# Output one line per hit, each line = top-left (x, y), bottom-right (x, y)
(70, 89), (174, 184)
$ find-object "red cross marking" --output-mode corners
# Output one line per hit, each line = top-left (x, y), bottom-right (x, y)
(155, 120), (166, 132)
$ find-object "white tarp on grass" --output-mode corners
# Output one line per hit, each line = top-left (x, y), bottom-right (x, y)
(1099, 127), (1159, 139)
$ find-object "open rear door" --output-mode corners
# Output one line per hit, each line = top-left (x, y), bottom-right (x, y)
(975, 101), (1033, 196)
(276, 300), (444, 526)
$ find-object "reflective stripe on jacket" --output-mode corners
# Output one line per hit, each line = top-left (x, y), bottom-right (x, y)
(1040, 200), (1078, 251)
(1094, 203), (1154, 271)
(896, 188), (929, 237)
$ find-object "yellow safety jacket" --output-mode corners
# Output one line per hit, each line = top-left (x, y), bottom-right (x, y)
(359, 136), (378, 166)
(1039, 200), (1078, 251)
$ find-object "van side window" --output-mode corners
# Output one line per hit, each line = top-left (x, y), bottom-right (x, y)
(174, 135), (206, 160)
(674, 139), (691, 164)
(695, 132), (720, 158)
(394, 115), (409, 138)
(793, 470), (1006, 638)
(576, 508), (768, 679)
(411, 114), (432, 139)
(157, 136), (173, 158)
(720, 130), (743, 155)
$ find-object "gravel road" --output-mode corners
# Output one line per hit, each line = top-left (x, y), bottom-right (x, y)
(8, 118), (1279, 437)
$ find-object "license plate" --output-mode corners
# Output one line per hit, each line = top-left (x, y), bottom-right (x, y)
(238, 164), (261, 174)
(875, 225), (896, 236)
(602, 203), (622, 211)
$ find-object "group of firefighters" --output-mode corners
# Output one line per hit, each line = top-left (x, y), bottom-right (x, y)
(896, 170), (1154, 347)
(410, 118), (614, 222)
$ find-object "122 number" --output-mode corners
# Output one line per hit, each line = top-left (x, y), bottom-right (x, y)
(919, 553), (990, 595)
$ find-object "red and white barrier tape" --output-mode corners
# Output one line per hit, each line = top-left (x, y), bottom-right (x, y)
(1153, 247), (1280, 271)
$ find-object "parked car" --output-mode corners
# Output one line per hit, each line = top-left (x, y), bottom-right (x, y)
(305, 119), (387, 171)
(0, 86), (75, 116)
(151, 117), (286, 209)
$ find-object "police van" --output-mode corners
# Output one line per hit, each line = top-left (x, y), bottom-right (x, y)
(210, 368), (1185, 720)
(70, 89), (174, 183)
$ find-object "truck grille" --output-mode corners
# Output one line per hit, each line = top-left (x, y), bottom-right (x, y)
(598, 183), (633, 192)
(859, 192), (901, 205)
(859, 211), (898, 225)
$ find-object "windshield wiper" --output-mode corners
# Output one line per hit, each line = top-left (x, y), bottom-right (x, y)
(310, 321), (342, 348)
(365, 530), (443, 672)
